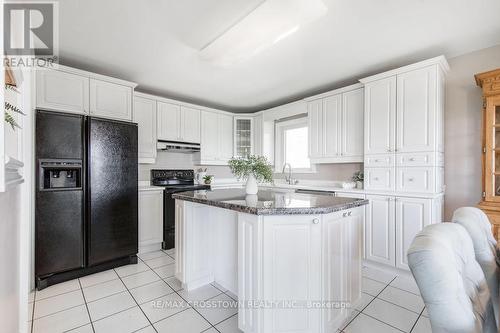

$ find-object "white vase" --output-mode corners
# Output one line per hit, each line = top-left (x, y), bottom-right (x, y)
(245, 174), (258, 195)
(245, 194), (258, 207)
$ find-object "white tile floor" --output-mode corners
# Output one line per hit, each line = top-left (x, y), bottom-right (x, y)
(28, 250), (431, 333)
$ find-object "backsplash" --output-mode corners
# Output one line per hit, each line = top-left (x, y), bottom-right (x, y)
(139, 152), (362, 183)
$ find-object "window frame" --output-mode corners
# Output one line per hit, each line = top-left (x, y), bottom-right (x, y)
(274, 117), (316, 174)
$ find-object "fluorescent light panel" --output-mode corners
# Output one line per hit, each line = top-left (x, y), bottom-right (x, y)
(200, 0), (328, 65)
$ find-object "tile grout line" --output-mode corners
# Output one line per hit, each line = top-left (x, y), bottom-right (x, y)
(113, 267), (159, 333)
(141, 254), (223, 332)
(78, 279), (96, 333)
(409, 307), (426, 333)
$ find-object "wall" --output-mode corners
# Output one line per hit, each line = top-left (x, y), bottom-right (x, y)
(139, 151), (361, 183)
(444, 44), (500, 220)
(0, 187), (21, 333)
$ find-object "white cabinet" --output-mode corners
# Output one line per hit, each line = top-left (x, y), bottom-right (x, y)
(36, 69), (89, 114)
(138, 189), (163, 253)
(395, 197), (431, 270)
(134, 96), (157, 164)
(157, 102), (181, 141)
(89, 79), (133, 121)
(365, 167), (395, 191)
(308, 85), (364, 163)
(364, 76), (397, 155)
(157, 103), (201, 143)
(181, 106), (201, 143)
(342, 88), (364, 158)
(197, 111), (233, 165)
(365, 195), (396, 266)
(262, 215), (322, 333)
(253, 113), (263, 156)
(396, 67), (437, 153)
(365, 194), (440, 270)
(234, 117), (253, 157)
(323, 94), (342, 157)
(362, 57), (448, 195)
(308, 99), (323, 159)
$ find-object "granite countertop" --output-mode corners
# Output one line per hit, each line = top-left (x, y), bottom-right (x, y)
(172, 188), (369, 215)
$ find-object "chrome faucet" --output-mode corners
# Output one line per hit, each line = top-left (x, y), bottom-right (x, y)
(282, 163), (298, 185)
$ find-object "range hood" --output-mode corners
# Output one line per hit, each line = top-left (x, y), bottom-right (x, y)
(157, 141), (201, 153)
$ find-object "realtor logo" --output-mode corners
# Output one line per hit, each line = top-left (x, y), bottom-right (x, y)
(3, 1), (58, 68)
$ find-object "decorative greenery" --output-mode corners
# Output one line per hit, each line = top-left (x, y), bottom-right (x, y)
(203, 175), (213, 184)
(4, 84), (24, 130)
(352, 171), (364, 182)
(228, 155), (274, 184)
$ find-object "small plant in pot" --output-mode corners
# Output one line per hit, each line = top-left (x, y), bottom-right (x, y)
(203, 175), (213, 185)
(228, 155), (274, 194)
(352, 171), (364, 189)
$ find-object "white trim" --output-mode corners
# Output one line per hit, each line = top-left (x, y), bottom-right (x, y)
(303, 83), (364, 101)
(359, 55), (450, 84)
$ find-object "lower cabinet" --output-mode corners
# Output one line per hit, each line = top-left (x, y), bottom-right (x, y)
(138, 189), (163, 253)
(365, 195), (440, 270)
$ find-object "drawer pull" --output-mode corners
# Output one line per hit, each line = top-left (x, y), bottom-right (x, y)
(408, 178), (414, 182)
(374, 159), (379, 162)
(409, 158), (415, 161)
(374, 177), (379, 181)
(348, 211), (352, 216)
(312, 218), (320, 224)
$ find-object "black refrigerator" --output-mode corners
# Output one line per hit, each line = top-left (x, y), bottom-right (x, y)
(35, 110), (138, 289)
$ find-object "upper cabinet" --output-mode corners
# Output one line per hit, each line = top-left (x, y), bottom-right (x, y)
(89, 79), (132, 121)
(364, 77), (396, 155)
(253, 113), (263, 156)
(234, 116), (253, 158)
(36, 66), (136, 121)
(157, 102), (200, 143)
(195, 111), (233, 165)
(396, 67), (437, 153)
(36, 69), (90, 114)
(133, 94), (157, 164)
(307, 85), (364, 163)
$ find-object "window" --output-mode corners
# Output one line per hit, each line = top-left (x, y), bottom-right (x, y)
(275, 117), (315, 173)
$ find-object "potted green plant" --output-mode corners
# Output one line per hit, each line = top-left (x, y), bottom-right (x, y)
(203, 175), (213, 185)
(228, 155), (273, 194)
(352, 171), (364, 189)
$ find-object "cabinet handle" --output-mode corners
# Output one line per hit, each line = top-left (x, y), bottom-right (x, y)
(374, 159), (379, 162)
(312, 218), (320, 224)
(374, 177), (379, 181)
(387, 149), (392, 152)
(342, 212), (347, 218)
(348, 211), (352, 216)
(408, 178), (414, 182)
(409, 158), (415, 161)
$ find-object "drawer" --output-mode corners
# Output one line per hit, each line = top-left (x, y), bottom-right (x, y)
(396, 152), (435, 167)
(364, 154), (395, 168)
(396, 167), (435, 193)
(365, 168), (395, 191)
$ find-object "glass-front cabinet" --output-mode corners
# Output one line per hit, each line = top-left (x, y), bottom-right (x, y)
(477, 68), (500, 240)
(234, 117), (253, 158)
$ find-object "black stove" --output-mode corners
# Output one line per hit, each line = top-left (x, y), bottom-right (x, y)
(151, 170), (210, 250)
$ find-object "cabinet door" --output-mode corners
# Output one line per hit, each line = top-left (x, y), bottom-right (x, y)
(133, 96), (157, 163)
(323, 95), (342, 157)
(157, 102), (181, 141)
(396, 66), (437, 152)
(308, 100), (323, 158)
(342, 88), (364, 158)
(322, 210), (363, 331)
(181, 106), (201, 143)
(200, 111), (219, 161)
(262, 215), (322, 333)
(364, 77), (396, 154)
(89, 79), (132, 121)
(395, 197), (431, 270)
(36, 69), (89, 114)
(219, 113), (234, 162)
(364, 167), (395, 191)
(234, 117), (253, 158)
(365, 195), (396, 266)
(253, 114), (263, 156)
(138, 190), (163, 248)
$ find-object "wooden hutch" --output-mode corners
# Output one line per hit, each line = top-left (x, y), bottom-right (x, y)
(477, 68), (500, 240)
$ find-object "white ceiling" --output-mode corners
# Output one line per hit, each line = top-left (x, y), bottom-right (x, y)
(58, 0), (500, 112)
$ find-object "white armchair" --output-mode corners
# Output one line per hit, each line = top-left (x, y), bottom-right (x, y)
(407, 223), (497, 333)
(452, 207), (499, 328)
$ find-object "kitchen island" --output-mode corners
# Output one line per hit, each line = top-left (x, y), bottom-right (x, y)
(172, 188), (368, 333)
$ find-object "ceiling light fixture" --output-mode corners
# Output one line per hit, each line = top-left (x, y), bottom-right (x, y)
(199, 0), (328, 65)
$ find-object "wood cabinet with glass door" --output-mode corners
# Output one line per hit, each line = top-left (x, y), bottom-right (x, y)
(477, 68), (500, 240)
